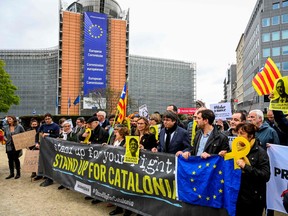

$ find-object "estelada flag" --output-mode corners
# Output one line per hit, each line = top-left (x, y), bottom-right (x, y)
(252, 57), (282, 96)
(117, 82), (127, 123)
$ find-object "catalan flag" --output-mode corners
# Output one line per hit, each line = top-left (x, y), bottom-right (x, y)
(252, 57), (282, 96)
(117, 82), (127, 123)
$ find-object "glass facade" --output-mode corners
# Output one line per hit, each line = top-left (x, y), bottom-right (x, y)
(241, 0), (288, 111)
(128, 55), (196, 113)
(78, 0), (122, 18)
(0, 48), (58, 117)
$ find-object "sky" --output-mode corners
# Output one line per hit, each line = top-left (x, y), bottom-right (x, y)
(0, 0), (256, 107)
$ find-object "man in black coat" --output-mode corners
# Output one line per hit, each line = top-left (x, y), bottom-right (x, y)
(180, 109), (229, 159)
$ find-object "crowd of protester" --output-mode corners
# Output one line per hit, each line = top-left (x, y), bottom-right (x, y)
(1, 100), (288, 216)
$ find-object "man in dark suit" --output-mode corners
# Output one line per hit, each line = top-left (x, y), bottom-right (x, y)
(272, 79), (288, 103)
(152, 111), (191, 154)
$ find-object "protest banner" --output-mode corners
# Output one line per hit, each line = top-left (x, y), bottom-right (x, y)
(38, 138), (228, 216)
(267, 144), (288, 214)
(22, 150), (39, 173)
(12, 130), (36, 150)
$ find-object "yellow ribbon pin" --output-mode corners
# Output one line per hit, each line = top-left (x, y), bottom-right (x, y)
(224, 137), (250, 169)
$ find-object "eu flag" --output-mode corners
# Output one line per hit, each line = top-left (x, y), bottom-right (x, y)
(176, 155), (241, 216)
(73, 95), (80, 105)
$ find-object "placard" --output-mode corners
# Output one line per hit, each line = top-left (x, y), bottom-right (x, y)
(12, 130), (36, 150)
(22, 150), (39, 173)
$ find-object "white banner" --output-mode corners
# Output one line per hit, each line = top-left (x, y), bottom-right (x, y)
(209, 102), (232, 120)
(267, 144), (288, 214)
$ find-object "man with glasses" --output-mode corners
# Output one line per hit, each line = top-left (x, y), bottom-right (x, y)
(36, 113), (60, 187)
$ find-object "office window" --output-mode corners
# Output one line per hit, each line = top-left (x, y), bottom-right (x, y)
(276, 62), (281, 69)
(272, 47), (280, 56)
(283, 1), (288, 7)
(283, 46), (288, 55)
(283, 30), (288, 39)
(263, 48), (270, 57)
(262, 18), (270, 27)
(273, 2), (280, 9)
(262, 33), (270, 42)
(283, 62), (288, 71)
(282, 14), (288, 23)
(272, 31), (280, 40)
(272, 16), (280, 25)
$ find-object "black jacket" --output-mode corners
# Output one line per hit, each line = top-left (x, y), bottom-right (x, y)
(90, 125), (109, 144)
(191, 126), (229, 156)
(237, 139), (270, 206)
(140, 133), (157, 151)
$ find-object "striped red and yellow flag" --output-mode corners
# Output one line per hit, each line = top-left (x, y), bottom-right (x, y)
(252, 57), (282, 96)
(117, 82), (127, 123)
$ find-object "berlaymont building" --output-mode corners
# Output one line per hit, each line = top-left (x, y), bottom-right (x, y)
(0, 0), (197, 117)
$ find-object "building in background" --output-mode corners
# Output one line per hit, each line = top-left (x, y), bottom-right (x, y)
(0, 48), (58, 117)
(240, 0), (288, 112)
(58, 0), (129, 116)
(128, 55), (196, 113)
(235, 34), (245, 110)
(0, 0), (197, 117)
(223, 64), (237, 111)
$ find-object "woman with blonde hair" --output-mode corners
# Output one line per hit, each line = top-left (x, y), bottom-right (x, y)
(135, 116), (157, 151)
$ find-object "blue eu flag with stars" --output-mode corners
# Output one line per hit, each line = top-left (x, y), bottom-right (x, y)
(176, 155), (241, 216)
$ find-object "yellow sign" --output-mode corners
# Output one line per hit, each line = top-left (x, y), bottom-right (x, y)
(224, 137), (250, 169)
(124, 136), (140, 164)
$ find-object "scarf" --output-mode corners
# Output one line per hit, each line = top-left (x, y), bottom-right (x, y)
(164, 123), (177, 152)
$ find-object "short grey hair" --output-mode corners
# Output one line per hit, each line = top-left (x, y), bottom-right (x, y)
(97, 111), (106, 118)
(249, 109), (264, 121)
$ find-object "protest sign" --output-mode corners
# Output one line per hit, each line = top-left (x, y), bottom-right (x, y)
(12, 130), (36, 150)
(210, 102), (232, 120)
(22, 150), (39, 173)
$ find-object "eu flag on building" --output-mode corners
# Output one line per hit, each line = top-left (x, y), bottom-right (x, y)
(117, 82), (127, 123)
(73, 95), (80, 105)
(176, 155), (241, 216)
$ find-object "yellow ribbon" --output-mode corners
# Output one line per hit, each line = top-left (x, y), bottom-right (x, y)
(224, 137), (250, 169)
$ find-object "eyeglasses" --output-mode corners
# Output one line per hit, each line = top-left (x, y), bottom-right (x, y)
(63, 125), (71, 128)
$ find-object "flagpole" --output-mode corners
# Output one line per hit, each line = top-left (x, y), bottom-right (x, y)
(248, 91), (257, 112)
(79, 95), (81, 116)
(106, 109), (119, 145)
